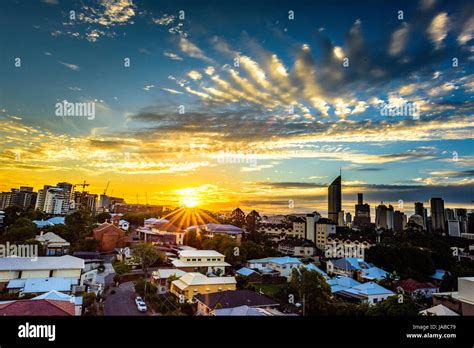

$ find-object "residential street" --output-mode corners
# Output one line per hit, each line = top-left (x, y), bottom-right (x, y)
(103, 281), (148, 316)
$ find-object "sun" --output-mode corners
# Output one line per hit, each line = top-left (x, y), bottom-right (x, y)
(182, 197), (199, 208)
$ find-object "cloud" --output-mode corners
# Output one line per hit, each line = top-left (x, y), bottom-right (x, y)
(389, 23), (409, 56)
(152, 14), (175, 26)
(187, 70), (202, 80)
(143, 84), (155, 91)
(457, 15), (474, 45)
(58, 61), (80, 71)
(428, 12), (449, 49)
(163, 51), (183, 60)
(179, 38), (214, 63)
(161, 88), (183, 95)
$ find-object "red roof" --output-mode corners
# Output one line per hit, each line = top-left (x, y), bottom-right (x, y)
(0, 299), (75, 316)
(396, 278), (438, 293)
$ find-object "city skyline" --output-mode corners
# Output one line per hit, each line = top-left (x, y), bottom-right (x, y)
(1, 0), (473, 213)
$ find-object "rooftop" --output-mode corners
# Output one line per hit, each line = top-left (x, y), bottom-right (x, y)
(0, 299), (75, 316)
(179, 250), (224, 258)
(7, 277), (78, 293)
(173, 273), (236, 288)
(194, 289), (278, 309)
(396, 278), (439, 292)
(0, 255), (84, 271)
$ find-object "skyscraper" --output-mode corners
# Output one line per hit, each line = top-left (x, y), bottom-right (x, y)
(430, 197), (446, 234)
(393, 210), (407, 233)
(353, 193), (371, 227)
(376, 203), (394, 230)
(414, 202), (426, 228)
(328, 175), (341, 224)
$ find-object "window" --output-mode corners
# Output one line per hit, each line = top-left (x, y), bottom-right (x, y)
(49, 270), (54, 277)
(373, 298), (378, 303)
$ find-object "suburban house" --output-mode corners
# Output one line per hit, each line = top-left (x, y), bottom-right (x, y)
(433, 277), (474, 315)
(396, 278), (439, 299)
(326, 257), (389, 282)
(246, 256), (302, 279)
(0, 298), (75, 316)
(32, 290), (83, 315)
(6, 277), (79, 295)
(235, 267), (283, 283)
(35, 232), (70, 256)
(92, 222), (131, 252)
(277, 238), (316, 257)
(186, 224), (243, 244)
(327, 275), (395, 305)
(194, 289), (279, 315)
(171, 250), (230, 275)
(170, 273), (237, 301)
(137, 219), (185, 245)
(0, 255), (98, 295)
(151, 268), (186, 293)
(0, 255), (84, 284)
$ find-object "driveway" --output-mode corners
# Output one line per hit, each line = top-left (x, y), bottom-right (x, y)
(103, 281), (148, 316)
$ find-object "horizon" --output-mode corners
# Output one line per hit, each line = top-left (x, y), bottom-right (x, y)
(1, 0), (473, 215)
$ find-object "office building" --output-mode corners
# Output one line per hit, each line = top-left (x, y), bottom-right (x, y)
(328, 175), (342, 224)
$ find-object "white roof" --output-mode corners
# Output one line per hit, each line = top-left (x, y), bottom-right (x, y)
(172, 260), (230, 268)
(36, 232), (69, 245)
(179, 250), (224, 258)
(419, 304), (459, 316)
(0, 255), (84, 271)
(173, 273), (236, 288)
(153, 269), (186, 279)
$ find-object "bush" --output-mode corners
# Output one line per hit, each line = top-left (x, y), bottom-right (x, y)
(134, 278), (157, 297)
(112, 261), (131, 275)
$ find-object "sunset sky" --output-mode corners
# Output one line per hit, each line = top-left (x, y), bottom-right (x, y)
(0, 0), (473, 215)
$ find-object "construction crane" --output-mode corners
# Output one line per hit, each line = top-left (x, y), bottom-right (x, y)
(103, 181), (110, 196)
(74, 181), (90, 193)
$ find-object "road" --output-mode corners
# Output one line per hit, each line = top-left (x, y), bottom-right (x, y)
(103, 281), (148, 316)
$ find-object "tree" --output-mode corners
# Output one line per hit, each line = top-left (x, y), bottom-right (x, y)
(366, 295), (418, 316)
(0, 218), (37, 244)
(2, 206), (23, 228)
(245, 210), (261, 234)
(184, 229), (202, 249)
(63, 210), (94, 244)
(230, 208), (246, 228)
(132, 242), (164, 279)
(289, 268), (332, 315)
(202, 234), (243, 267)
(95, 212), (111, 223)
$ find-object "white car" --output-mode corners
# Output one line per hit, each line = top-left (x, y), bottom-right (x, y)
(135, 296), (147, 312)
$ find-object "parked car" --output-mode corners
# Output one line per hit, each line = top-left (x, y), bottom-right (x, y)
(135, 296), (147, 312)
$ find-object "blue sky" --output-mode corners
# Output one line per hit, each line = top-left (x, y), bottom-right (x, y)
(0, 0), (473, 214)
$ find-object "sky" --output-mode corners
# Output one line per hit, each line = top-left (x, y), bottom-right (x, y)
(0, 0), (473, 215)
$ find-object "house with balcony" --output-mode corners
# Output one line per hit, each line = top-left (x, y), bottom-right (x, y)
(170, 273), (236, 302)
(171, 250), (230, 275)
